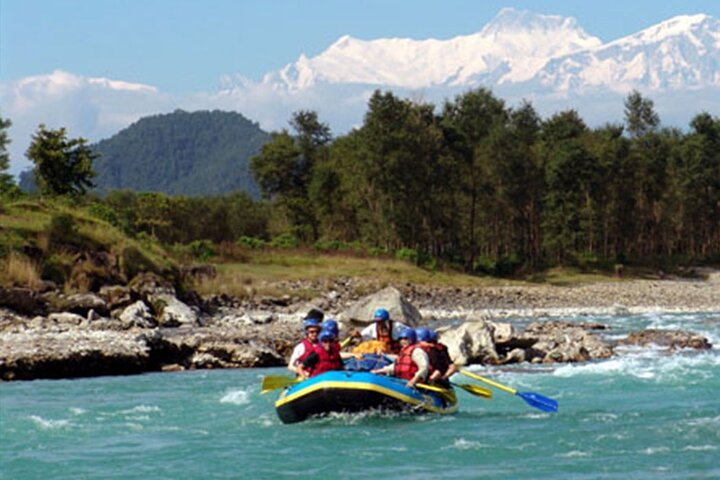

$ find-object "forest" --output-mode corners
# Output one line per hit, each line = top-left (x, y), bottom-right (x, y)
(3, 88), (720, 276)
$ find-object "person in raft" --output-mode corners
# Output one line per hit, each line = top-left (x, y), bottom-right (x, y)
(370, 328), (429, 388)
(353, 307), (410, 354)
(300, 328), (344, 378)
(288, 317), (322, 377)
(416, 328), (457, 387)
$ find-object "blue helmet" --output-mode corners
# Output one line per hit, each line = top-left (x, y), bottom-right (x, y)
(428, 329), (438, 342)
(319, 328), (336, 342)
(304, 318), (321, 330)
(398, 327), (417, 344)
(373, 308), (390, 322)
(322, 319), (339, 336)
(415, 327), (432, 343)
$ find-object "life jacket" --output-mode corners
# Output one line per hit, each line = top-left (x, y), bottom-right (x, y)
(417, 342), (437, 377)
(394, 344), (419, 380)
(376, 321), (400, 354)
(309, 342), (343, 377)
(296, 338), (316, 364)
(428, 343), (451, 375)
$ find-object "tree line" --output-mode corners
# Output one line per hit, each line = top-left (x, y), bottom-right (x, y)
(2, 88), (719, 274)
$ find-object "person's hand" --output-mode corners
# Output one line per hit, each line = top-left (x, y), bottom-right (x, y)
(406, 380), (416, 388)
(352, 330), (361, 338)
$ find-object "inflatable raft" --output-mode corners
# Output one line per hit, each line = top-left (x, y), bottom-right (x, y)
(275, 370), (458, 424)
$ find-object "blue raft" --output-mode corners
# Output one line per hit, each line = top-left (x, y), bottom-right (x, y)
(275, 370), (458, 424)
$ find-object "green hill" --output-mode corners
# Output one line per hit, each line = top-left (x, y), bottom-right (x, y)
(92, 109), (270, 196)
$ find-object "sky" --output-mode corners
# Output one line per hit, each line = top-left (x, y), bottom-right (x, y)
(2, 0), (720, 94)
(1, 0), (719, 175)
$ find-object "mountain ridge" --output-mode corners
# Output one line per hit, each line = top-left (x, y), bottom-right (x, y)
(231, 8), (719, 95)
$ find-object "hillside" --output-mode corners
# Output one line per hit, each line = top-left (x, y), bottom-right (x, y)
(91, 109), (270, 196)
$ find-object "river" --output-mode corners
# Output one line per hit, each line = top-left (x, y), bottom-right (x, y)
(2, 311), (719, 479)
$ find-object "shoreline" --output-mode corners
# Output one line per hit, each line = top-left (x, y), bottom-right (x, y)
(1, 271), (718, 381)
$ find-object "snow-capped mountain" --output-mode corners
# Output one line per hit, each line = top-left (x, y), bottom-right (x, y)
(256, 8), (603, 91)
(535, 14), (720, 92)
(227, 8), (719, 95)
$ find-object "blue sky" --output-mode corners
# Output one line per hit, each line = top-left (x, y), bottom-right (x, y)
(2, 0), (720, 94)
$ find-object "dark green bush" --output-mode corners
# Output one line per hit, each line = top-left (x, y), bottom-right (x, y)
(270, 233), (299, 249)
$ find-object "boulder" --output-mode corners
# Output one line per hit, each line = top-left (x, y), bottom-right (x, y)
(342, 286), (422, 326)
(151, 294), (198, 327)
(438, 320), (500, 366)
(118, 301), (157, 329)
(0, 287), (47, 316)
(619, 329), (712, 350)
(99, 285), (136, 311)
(51, 293), (109, 317)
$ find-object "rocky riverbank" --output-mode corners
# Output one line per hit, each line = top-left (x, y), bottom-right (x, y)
(1, 270), (718, 381)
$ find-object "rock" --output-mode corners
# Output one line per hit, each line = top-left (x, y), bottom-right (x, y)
(48, 312), (86, 327)
(50, 293), (109, 317)
(99, 285), (136, 310)
(439, 321), (500, 366)
(150, 294), (198, 328)
(119, 301), (157, 329)
(342, 286), (422, 326)
(619, 329), (712, 350)
(0, 287), (48, 316)
(0, 329), (151, 380)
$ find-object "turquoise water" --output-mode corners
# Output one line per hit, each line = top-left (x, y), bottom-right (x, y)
(2, 311), (719, 479)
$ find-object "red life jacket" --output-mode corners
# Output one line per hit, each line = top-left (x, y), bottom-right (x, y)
(376, 321), (400, 354)
(309, 342), (343, 377)
(297, 338), (316, 364)
(394, 344), (419, 380)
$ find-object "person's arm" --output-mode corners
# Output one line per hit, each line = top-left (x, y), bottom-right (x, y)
(371, 363), (395, 376)
(407, 349), (429, 387)
(358, 324), (375, 341)
(301, 351), (320, 377)
(287, 344), (304, 373)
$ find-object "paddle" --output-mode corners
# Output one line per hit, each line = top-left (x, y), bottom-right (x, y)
(451, 382), (492, 399)
(460, 369), (558, 413)
(339, 336), (353, 349)
(261, 375), (299, 394)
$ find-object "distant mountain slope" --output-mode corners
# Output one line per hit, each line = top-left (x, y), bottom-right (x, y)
(92, 109), (270, 196)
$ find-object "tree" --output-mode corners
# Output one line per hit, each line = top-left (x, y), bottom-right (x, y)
(251, 111), (331, 241)
(624, 90), (659, 138)
(25, 124), (97, 195)
(0, 114), (20, 197)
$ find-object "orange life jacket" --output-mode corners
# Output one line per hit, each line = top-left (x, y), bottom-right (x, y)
(376, 321), (400, 354)
(394, 344), (419, 380)
(309, 342), (343, 377)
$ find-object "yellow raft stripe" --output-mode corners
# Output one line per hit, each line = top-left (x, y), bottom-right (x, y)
(275, 380), (457, 414)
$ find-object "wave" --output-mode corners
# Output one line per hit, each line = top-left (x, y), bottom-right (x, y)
(28, 415), (70, 430)
(220, 388), (251, 405)
(552, 349), (720, 382)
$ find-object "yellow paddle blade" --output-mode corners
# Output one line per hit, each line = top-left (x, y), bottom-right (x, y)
(261, 375), (298, 393)
(416, 383), (456, 404)
(455, 383), (493, 399)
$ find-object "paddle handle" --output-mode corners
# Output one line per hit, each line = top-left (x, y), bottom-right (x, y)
(340, 336), (353, 349)
(460, 369), (517, 395)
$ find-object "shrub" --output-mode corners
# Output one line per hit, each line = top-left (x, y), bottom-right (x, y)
(270, 233), (299, 249)
(237, 236), (267, 249)
(87, 202), (121, 228)
(313, 239), (345, 251)
(395, 247), (419, 264)
(188, 240), (216, 261)
(494, 253), (523, 276)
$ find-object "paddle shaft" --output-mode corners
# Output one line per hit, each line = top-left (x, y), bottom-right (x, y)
(460, 369), (517, 395)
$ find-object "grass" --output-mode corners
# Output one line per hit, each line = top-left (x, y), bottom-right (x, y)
(194, 249), (518, 297)
(0, 198), (176, 289)
(0, 251), (42, 288)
